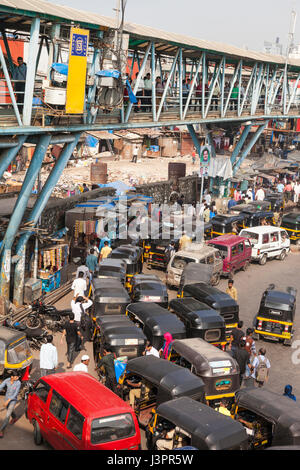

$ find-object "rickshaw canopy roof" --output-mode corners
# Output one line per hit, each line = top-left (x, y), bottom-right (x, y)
(157, 397), (248, 450)
(127, 302), (185, 336)
(127, 356), (205, 403)
(183, 283), (238, 309)
(171, 338), (238, 375)
(235, 388), (300, 444)
(169, 298), (225, 328)
(0, 326), (26, 346)
(180, 263), (214, 287)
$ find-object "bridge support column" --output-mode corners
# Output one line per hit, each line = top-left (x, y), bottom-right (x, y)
(233, 121), (269, 176)
(23, 17), (40, 126)
(230, 123), (252, 165)
(0, 134), (51, 300)
(13, 133), (81, 306)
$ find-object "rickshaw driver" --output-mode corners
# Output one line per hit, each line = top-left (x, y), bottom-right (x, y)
(127, 377), (151, 409)
(155, 426), (187, 450)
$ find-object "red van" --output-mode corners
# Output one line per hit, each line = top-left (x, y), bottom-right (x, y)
(207, 235), (252, 277)
(26, 372), (140, 450)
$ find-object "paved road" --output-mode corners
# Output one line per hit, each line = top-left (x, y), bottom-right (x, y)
(0, 250), (299, 450)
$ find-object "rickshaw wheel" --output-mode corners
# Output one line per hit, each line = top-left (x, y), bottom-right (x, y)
(33, 420), (43, 445)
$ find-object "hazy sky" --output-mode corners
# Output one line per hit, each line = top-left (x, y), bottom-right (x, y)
(49, 0), (299, 53)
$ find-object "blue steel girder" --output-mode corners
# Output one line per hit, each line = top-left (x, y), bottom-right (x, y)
(0, 134), (52, 299)
(13, 132), (82, 306)
(233, 121), (269, 175)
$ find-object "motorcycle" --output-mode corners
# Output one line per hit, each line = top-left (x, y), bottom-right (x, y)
(5, 316), (48, 350)
(26, 298), (72, 330)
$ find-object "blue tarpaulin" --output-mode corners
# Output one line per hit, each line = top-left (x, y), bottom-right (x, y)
(97, 181), (134, 196)
(96, 70), (121, 79)
(52, 62), (68, 75)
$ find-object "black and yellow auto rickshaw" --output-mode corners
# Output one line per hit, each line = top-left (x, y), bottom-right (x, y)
(253, 284), (297, 346)
(232, 388), (300, 449)
(0, 326), (33, 380)
(181, 282), (239, 340)
(281, 211), (300, 245)
(93, 278), (131, 316)
(95, 259), (127, 285)
(169, 298), (227, 350)
(239, 209), (275, 230)
(93, 315), (147, 367)
(263, 194), (284, 213)
(108, 245), (143, 291)
(126, 302), (186, 350)
(168, 338), (240, 406)
(211, 214), (246, 237)
(146, 396), (248, 450)
(130, 274), (169, 308)
(204, 222), (213, 240)
(120, 355), (205, 428)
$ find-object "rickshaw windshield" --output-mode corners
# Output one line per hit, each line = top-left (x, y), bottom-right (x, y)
(7, 339), (31, 364)
(91, 413), (135, 444)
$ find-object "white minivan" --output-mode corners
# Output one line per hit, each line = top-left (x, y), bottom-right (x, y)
(239, 226), (290, 265)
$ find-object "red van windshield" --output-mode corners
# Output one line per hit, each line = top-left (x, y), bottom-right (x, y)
(91, 413), (136, 444)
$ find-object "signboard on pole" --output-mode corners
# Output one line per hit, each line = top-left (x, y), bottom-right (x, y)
(66, 27), (89, 114)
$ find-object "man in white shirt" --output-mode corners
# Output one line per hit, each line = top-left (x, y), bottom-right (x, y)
(40, 335), (58, 377)
(73, 355), (90, 372)
(143, 341), (160, 358)
(76, 262), (90, 281)
(255, 187), (265, 201)
(71, 296), (93, 323)
(71, 271), (87, 297)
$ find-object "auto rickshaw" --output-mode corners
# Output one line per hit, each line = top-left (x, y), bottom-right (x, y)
(264, 193), (284, 213)
(93, 279), (131, 316)
(181, 282), (239, 340)
(204, 222), (213, 240)
(130, 274), (168, 308)
(232, 388), (300, 449)
(108, 244), (143, 285)
(281, 211), (300, 245)
(169, 298), (227, 349)
(176, 263), (220, 298)
(146, 396), (248, 450)
(168, 338), (240, 405)
(119, 355), (205, 428)
(248, 200), (272, 211)
(210, 214), (246, 237)
(253, 284), (297, 346)
(126, 302), (186, 350)
(95, 258), (127, 285)
(93, 315), (147, 367)
(0, 326), (33, 380)
(239, 209), (275, 230)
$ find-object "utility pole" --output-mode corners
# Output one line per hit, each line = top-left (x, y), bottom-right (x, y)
(284, 9), (297, 113)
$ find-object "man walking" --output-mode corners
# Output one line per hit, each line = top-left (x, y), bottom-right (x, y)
(251, 347), (270, 387)
(233, 339), (252, 385)
(0, 371), (21, 437)
(40, 334), (58, 377)
(230, 320), (244, 355)
(86, 248), (98, 277)
(131, 145), (139, 163)
(71, 295), (93, 351)
(73, 355), (90, 372)
(71, 271), (87, 298)
(61, 312), (84, 369)
(96, 347), (118, 393)
(100, 240), (112, 261)
(226, 279), (238, 301)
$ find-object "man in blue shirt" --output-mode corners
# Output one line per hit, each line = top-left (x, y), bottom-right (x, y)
(0, 371), (21, 437)
(277, 181), (284, 193)
(85, 249), (98, 276)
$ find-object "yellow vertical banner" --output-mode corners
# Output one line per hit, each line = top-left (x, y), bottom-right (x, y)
(66, 27), (89, 114)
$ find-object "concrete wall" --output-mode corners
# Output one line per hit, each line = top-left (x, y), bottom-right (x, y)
(135, 175), (199, 205)
(27, 187), (116, 233)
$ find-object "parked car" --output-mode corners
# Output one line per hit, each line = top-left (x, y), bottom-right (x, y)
(166, 243), (223, 289)
(26, 372), (141, 450)
(239, 226), (290, 265)
(207, 234), (252, 277)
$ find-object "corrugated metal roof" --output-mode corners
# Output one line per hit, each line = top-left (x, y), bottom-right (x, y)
(1, 0), (300, 68)
(0, 0), (117, 28)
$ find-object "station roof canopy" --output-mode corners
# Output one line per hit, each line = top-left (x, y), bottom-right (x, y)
(1, 0), (300, 70)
